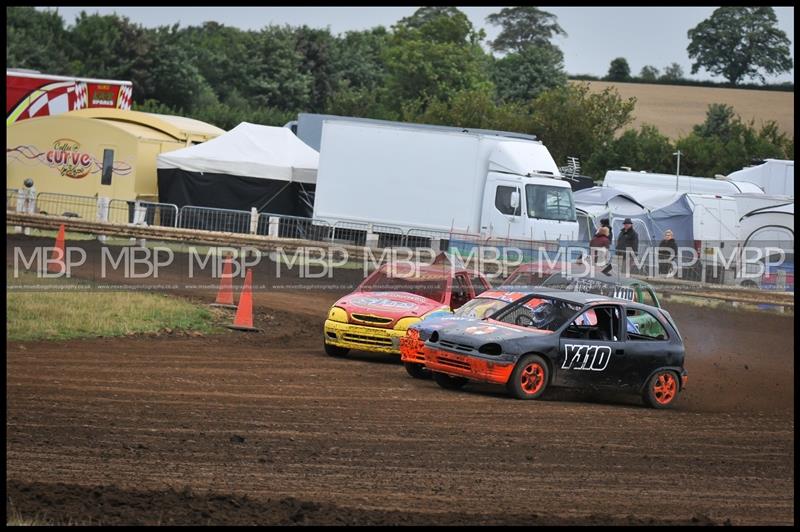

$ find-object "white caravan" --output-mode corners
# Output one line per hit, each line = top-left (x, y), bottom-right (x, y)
(603, 169), (763, 195)
(727, 159), (794, 197)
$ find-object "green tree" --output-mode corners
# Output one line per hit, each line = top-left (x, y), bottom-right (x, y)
(491, 44), (567, 103)
(142, 25), (210, 112)
(528, 82), (636, 173)
(587, 124), (675, 175)
(382, 7), (493, 112)
(675, 103), (794, 175)
(687, 7), (793, 85)
(606, 57), (631, 81)
(329, 27), (389, 92)
(248, 26), (312, 111)
(65, 11), (154, 88)
(485, 6), (566, 53)
(660, 62), (684, 81)
(692, 103), (738, 140)
(403, 87), (529, 133)
(324, 83), (398, 121)
(293, 25), (338, 113)
(639, 65), (660, 81)
(178, 22), (260, 104)
(6, 7), (71, 73)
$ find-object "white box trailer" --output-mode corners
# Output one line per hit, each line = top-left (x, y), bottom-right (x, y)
(313, 120), (579, 242)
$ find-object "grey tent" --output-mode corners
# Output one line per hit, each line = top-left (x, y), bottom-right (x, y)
(573, 186), (649, 242)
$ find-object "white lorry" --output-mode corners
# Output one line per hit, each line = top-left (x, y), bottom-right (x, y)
(312, 120), (578, 243)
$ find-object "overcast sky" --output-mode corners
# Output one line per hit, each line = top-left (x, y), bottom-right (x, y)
(40, 6), (795, 82)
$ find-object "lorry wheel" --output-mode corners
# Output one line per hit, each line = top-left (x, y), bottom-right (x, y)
(432, 372), (468, 390)
(643, 370), (679, 409)
(506, 355), (549, 400)
(324, 342), (349, 358)
(404, 362), (431, 380)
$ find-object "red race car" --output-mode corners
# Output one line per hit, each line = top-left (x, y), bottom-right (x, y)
(323, 257), (490, 358)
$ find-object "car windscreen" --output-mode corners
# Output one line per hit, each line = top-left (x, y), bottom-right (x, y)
(503, 270), (551, 287)
(359, 269), (448, 304)
(493, 294), (582, 332)
(525, 184), (576, 222)
(454, 297), (508, 319)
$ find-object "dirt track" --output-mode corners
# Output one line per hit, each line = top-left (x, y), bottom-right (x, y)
(6, 236), (796, 524)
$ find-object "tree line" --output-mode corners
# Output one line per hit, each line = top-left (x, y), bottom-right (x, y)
(6, 6), (794, 179)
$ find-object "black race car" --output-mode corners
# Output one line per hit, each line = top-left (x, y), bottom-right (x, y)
(419, 290), (687, 408)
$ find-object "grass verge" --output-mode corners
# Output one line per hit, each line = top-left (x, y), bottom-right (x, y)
(7, 270), (226, 341)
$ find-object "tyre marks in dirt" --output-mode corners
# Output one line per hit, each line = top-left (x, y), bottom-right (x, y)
(7, 321), (794, 525)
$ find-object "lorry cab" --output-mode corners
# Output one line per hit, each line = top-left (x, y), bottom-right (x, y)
(481, 172), (578, 241)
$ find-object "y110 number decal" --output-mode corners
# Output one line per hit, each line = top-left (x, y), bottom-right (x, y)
(562, 344), (612, 371)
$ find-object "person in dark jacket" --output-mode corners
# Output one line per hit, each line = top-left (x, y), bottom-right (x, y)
(658, 229), (679, 276)
(616, 218), (639, 274)
(589, 226), (611, 265)
(600, 218), (613, 244)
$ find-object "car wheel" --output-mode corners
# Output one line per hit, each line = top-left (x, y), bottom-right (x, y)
(324, 341), (349, 358)
(432, 371), (468, 390)
(506, 354), (549, 400)
(643, 370), (679, 408)
(404, 362), (431, 380)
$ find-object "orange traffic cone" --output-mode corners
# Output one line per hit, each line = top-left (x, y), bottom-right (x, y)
(47, 224), (66, 274)
(210, 253), (237, 309)
(225, 268), (262, 332)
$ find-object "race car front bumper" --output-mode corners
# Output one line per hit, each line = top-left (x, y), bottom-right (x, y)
(324, 319), (406, 354)
(399, 330), (425, 364)
(422, 346), (515, 385)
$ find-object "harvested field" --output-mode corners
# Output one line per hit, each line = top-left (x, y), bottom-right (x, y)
(579, 80), (794, 139)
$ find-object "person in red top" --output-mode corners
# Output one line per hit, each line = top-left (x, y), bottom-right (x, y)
(589, 226), (611, 266)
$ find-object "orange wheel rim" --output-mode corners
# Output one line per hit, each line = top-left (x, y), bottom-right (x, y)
(653, 373), (677, 405)
(520, 362), (545, 395)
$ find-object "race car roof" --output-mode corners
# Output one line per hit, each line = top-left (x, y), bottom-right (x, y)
(523, 289), (614, 306)
(543, 272), (654, 289)
(510, 261), (563, 273)
(528, 290), (666, 314)
(378, 263), (472, 278)
(479, 288), (663, 313)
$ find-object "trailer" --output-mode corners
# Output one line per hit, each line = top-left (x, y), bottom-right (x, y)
(6, 69), (132, 125)
(312, 120), (579, 243)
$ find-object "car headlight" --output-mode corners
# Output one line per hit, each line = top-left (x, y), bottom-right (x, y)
(328, 306), (348, 323)
(394, 316), (422, 331)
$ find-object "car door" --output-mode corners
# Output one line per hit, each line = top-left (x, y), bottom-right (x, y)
(556, 304), (625, 390)
(615, 307), (677, 391)
(450, 273), (472, 310)
(484, 183), (526, 239)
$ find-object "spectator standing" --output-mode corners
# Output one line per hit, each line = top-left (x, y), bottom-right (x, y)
(658, 229), (679, 276)
(616, 218), (639, 274)
(600, 218), (613, 245)
(589, 226), (611, 266)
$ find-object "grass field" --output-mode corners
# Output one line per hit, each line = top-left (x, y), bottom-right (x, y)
(578, 80), (794, 139)
(7, 270), (225, 341)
